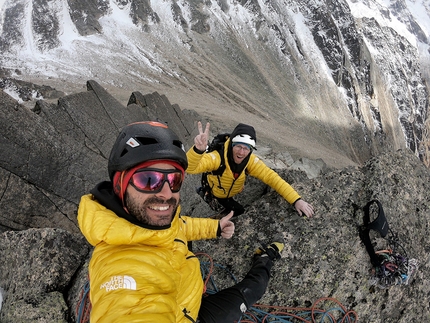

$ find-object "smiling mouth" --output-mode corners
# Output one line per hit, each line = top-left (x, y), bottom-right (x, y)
(149, 205), (170, 211)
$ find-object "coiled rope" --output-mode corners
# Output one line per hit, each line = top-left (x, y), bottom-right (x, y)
(196, 252), (358, 323)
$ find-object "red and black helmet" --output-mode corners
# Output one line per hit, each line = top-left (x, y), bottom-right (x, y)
(108, 121), (188, 180)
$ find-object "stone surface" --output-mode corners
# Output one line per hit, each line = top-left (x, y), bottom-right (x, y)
(0, 228), (89, 322)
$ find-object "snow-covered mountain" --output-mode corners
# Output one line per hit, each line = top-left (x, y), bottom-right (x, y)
(0, 0), (429, 168)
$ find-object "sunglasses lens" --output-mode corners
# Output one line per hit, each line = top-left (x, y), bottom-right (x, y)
(132, 171), (165, 192)
(167, 172), (183, 192)
(131, 170), (183, 193)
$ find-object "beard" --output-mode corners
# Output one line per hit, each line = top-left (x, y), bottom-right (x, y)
(125, 194), (178, 226)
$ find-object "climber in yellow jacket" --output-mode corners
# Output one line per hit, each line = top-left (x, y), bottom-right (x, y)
(187, 122), (314, 217)
(78, 121), (284, 323)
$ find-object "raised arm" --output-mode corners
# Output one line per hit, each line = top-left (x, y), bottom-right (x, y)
(194, 121), (210, 152)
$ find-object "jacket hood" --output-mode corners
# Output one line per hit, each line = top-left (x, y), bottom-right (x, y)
(78, 193), (182, 248)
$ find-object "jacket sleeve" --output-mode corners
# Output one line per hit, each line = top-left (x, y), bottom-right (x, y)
(180, 215), (220, 241)
(247, 155), (301, 204)
(186, 146), (221, 174)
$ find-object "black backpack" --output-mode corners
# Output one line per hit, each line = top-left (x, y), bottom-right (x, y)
(205, 133), (230, 176)
(197, 133), (230, 211)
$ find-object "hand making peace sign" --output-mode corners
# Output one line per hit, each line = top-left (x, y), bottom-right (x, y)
(194, 121), (210, 152)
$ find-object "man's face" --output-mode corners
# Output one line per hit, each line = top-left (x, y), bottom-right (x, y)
(125, 163), (181, 226)
(232, 144), (252, 164)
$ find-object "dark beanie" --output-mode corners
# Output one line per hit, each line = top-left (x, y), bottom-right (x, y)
(230, 123), (257, 142)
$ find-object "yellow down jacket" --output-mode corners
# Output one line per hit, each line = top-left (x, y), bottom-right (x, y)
(186, 139), (301, 204)
(77, 194), (220, 323)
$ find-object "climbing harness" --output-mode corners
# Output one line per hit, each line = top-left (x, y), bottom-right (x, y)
(358, 200), (418, 289)
(196, 253), (358, 323)
(196, 185), (226, 214)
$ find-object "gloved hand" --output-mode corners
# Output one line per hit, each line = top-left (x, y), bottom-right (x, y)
(219, 211), (235, 239)
(294, 199), (314, 218)
(194, 121), (210, 152)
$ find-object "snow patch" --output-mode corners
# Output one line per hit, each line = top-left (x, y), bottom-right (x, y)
(2, 83), (42, 103)
(290, 10), (334, 81)
(346, 0), (417, 47)
(405, 0), (430, 38)
(21, 0), (37, 56)
(0, 0), (6, 12)
(3, 87), (23, 103)
(0, 286), (4, 313)
(57, 0), (80, 49)
(0, 0), (7, 35)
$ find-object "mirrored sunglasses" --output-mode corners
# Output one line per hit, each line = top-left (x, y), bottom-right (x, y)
(232, 143), (251, 152)
(130, 168), (184, 193)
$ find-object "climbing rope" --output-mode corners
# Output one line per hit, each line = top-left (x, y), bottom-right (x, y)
(196, 253), (358, 323)
(238, 299), (358, 323)
(75, 279), (91, 323)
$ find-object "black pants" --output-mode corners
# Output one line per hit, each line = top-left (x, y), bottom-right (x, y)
(216, 197), (245, 217)
(197, 255), (273, 323)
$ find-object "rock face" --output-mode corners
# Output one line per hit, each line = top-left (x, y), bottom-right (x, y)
(0, 82), (429, 322)
(0, 228), (89, 322)
(0, 80), (195, 233)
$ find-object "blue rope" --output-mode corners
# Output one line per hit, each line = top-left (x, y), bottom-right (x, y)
(76, 280), (91, 323)
(237, 306), (353, 323)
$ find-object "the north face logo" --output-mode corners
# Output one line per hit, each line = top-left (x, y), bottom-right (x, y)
(100, 275), (137, 292)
